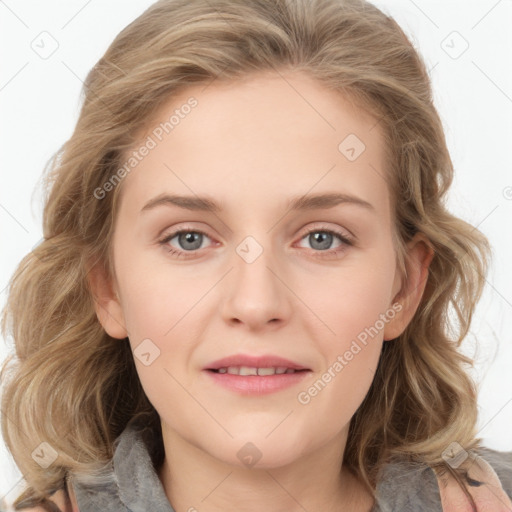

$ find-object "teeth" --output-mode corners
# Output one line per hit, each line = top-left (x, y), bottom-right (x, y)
(238, 366), (258, 376)
(217, 366), (298, 376)
(257, 367), (276, 376)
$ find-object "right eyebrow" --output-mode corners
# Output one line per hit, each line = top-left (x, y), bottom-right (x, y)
(140, 193), (220, 214)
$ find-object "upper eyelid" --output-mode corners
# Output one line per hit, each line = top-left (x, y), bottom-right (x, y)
(301, 224), (353, 238)
(160, 223), (353, 245)
(160, 222), (352, 236)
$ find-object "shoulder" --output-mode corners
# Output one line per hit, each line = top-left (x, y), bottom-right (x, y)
(374, 456), (443, 510)
(433, 447), (512, 512)
(473, 446), (512, 498)
(374, 447), (512, 511)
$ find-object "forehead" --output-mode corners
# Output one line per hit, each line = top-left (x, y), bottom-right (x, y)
(116, 70), (390, 221)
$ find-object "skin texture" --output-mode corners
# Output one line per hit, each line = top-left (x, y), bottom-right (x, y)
(89, 70), (434, 512)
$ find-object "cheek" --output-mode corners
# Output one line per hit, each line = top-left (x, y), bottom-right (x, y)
(303, 254), (396, 348)
(117, 255), (210, 341)
(116, 259), (212, 387)
(118, 270), (202, 420)
(296, 280), (388, 430)
(296, 253), (396, 419)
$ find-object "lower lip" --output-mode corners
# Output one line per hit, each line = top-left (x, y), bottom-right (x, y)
(204, 370), (312, 395)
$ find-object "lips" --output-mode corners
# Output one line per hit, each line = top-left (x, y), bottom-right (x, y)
(204, 354), (311, 372)
(204, 354), (312, 395)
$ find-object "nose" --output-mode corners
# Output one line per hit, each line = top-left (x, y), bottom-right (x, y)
(220, 237), (292, 332)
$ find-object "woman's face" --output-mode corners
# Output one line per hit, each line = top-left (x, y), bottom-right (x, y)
(94, 70), (429, 469)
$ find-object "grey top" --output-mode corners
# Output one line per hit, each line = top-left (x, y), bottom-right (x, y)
(70, 421), (512, 512)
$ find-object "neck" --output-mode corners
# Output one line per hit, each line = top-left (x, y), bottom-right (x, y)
(157, 424), (375, 512)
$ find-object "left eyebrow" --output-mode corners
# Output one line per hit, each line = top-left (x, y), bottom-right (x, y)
(286, 192), (375, 213)
(139, 192), (375, 215)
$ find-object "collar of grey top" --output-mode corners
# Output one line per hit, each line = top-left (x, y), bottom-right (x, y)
(70, 422), (512, 512)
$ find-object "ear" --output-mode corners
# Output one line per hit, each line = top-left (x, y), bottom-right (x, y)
(383, 232), (435, 341)
(86, 257), (128, 339)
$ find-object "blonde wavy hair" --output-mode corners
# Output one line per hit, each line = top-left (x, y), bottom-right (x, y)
(1, 0), (491, 509)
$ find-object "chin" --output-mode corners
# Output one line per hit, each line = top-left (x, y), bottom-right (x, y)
(212, 437), (307, 470)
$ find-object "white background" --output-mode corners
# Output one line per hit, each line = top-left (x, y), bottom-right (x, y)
(1, 0), (511, 506)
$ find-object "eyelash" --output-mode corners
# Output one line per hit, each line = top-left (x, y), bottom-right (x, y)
(158, 225), (354, 260)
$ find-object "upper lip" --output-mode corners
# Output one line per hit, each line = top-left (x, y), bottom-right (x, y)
(204, 354), (311, 371)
